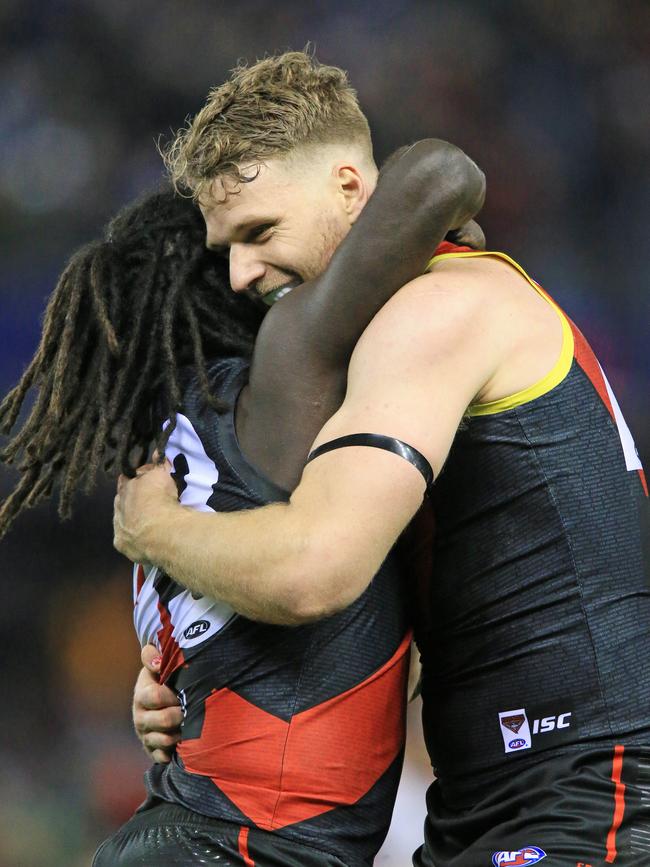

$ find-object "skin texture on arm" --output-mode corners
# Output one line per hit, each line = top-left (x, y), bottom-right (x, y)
(114, 261), (510, 623)
(238, 140), (484, 489)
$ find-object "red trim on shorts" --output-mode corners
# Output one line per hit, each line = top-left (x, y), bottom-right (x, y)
(605, 745), (626, 863)
(238, 826), (255, 866)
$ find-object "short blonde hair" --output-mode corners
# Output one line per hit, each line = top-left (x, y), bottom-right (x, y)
(165, 50), (373, 198)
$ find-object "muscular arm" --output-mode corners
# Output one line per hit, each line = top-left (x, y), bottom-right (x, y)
(239, 140), (484, 488)
(115, 263), (507, 623)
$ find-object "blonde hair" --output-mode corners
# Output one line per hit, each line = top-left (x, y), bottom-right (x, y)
(165, 50), (373, 198)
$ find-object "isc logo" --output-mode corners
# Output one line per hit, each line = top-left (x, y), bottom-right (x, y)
(492, 847), (546, 866)
(183, 619), (210, 640)
(531, 713), (571, 734)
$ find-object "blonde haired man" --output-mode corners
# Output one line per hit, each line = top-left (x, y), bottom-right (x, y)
(168, 52), (391, 312)
(118, 51), (650, 866)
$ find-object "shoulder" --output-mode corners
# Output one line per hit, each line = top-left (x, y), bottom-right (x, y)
(349, 253), (565, 411)
(352, 255), (516, 368)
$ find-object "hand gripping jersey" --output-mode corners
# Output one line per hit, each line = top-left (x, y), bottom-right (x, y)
(133, 357), (411, 867)
(417, 250), (650, 808)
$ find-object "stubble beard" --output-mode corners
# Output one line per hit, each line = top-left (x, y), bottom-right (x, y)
(301, 213), (350, 282)
(259, 214), (350, 305)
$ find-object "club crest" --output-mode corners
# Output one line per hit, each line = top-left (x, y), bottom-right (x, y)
(501, 714), (526, 734)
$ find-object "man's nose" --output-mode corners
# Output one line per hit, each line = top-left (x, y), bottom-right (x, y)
(229, 244), (266, 294)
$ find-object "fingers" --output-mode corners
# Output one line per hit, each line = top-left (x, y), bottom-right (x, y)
(462, 219), (486, 251)
(133, 661), (158, 694)
(133, 672), (182, 719)
(134, 704), (183, 764)
(117, 466), (153, 495)
(150, 748), (174, 764)
(117, 460), (163, 495)
(141, 728), (182, 753)
(141, 643), (162, 673)
(133, 661), (183, 763)
(447, 219), (486, 252)
(134, 673), (181, 714)
(141, 730), (180, 764)
(134, 703), (184, 735)
(133, 667), (182, 735)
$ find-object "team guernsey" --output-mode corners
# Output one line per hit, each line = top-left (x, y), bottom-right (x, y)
(415, 250), (650, 865)
(132, 357), (411, 867)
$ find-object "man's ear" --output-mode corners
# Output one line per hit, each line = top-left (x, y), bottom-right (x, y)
(334, 165), (370, 225)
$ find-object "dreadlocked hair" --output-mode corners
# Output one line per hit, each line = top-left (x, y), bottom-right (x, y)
(0, 186), (265, 538)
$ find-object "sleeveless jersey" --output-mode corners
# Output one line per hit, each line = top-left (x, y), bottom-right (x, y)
(418, 250), (650, 807)
(133, 357), (411, 866)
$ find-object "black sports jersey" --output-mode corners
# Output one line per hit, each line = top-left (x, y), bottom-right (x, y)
(139, 357), (411, 867)
(417, 251), (650, 813)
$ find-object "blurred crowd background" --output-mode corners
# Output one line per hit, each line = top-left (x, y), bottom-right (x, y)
(1, 1), (648, 864)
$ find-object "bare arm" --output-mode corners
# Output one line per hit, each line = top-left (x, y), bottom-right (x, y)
(114, 263), (507, 623)
(239, 140), (485, 488)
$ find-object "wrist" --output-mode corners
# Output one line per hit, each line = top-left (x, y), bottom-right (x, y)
(140, 498), (185, 567)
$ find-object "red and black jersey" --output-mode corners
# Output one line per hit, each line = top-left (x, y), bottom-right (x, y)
(140, 357), (411, 867)
(417, 250), (650, 809)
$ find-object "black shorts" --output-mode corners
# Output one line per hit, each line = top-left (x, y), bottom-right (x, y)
(413, 745), (650, 866)
(92, 797), (349, 867)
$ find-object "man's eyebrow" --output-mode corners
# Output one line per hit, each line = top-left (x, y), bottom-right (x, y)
(235, 217), (278, 235)
(207, 218), (277, 251)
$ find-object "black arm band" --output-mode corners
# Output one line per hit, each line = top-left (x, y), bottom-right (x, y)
(306, 433), (434, 490)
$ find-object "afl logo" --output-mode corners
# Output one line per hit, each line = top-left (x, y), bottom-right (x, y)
(492, 847), (546, 866)
(183, 619), (210, 640)
(508, 738), (527, 750)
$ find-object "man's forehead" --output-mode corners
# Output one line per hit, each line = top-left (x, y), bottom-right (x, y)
(198, 180), (252, 216)
(199, 165), (296, 244)
(199, 161), (290, 211)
